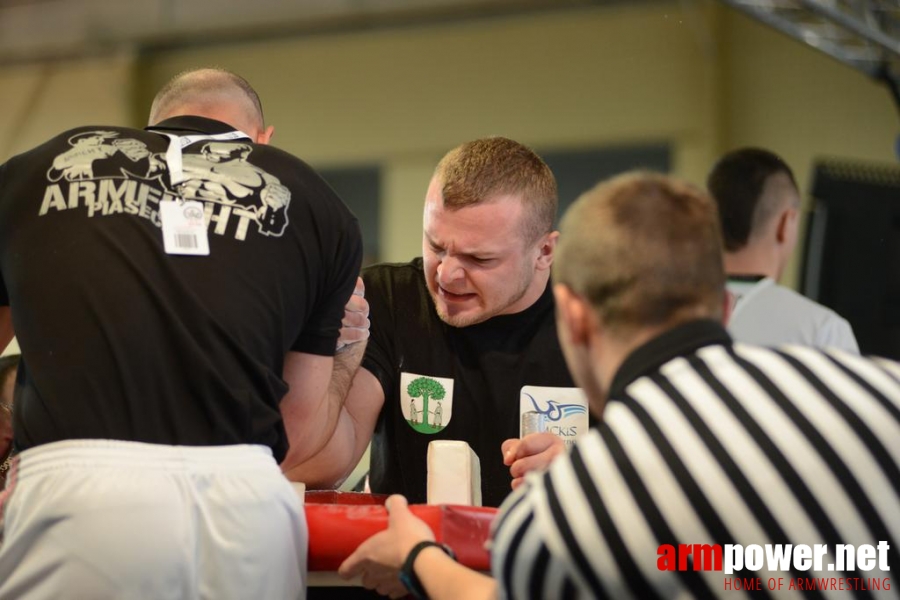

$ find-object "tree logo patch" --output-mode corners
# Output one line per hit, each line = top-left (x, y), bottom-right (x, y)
(400, 372), (454, 434)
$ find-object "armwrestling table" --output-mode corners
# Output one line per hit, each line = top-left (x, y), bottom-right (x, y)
(301, 489), (497, 597)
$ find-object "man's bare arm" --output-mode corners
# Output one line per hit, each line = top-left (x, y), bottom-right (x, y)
(282, 366), (384, 488)
(279, 276), (383, 488)
(278, 338), (366, 477)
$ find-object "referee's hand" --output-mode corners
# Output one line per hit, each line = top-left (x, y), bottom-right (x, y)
(338, 495), (435, 598)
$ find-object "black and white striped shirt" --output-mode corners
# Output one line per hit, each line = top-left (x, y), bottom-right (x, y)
(491, 320), (900, 599)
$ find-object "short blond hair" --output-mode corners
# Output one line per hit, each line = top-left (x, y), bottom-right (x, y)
(435, 137), (557, 244)
(554, 172), (725, 332)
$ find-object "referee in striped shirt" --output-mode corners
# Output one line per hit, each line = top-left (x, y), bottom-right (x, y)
(339, 171), (900, 599)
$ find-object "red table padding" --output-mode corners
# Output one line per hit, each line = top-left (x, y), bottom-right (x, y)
(305, 492), (498, 571)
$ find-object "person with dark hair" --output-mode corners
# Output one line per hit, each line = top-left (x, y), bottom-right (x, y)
(338, 171), (899, 599)
(0, 354), (18, 489)
(290, 137), (591, 508)
(707, 147), (858, 352)
(0, 68), (366, 599)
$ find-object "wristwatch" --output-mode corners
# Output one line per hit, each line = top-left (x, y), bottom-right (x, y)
(398, 540), (457, 600)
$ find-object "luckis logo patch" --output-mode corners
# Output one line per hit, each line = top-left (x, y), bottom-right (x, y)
(518, 386), (589, 447)
(400, 372), (454, 434)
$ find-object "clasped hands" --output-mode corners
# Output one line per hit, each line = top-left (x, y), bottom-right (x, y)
(336, 277), (370, 352)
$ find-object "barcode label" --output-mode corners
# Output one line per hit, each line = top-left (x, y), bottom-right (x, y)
(175, 232), (198, 249)
(160, 200), (210, 256)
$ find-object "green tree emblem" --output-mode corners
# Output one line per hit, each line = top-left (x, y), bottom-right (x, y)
(406, 376), (447, 434)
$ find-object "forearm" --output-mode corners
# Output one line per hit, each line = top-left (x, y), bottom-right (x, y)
(279, 341), (366, 473)
(416, 547), (497, 600)
(281, 351), (383, 487)
(282, 399), (367, 488)
(328, 340), (367, 416)
(309, 340), (368, 459)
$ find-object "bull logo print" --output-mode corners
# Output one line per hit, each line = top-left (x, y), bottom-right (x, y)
(48, 131), (165, 182)
(41, 130), (291, 239)
(176, 141), (290, 237)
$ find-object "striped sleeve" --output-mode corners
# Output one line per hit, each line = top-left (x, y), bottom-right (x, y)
(492, 430), (679, 599)
(491, 474), (583, 600)
(491, 345), (900, 599)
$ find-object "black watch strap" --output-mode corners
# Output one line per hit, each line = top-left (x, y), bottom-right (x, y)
(398, 540), (456, 600)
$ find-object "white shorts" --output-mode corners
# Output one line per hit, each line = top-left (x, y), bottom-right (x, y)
(0, 440), (307, 600)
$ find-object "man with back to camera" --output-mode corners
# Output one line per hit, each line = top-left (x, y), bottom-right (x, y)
(289, 137), (591, 507)
(338, 171), (899, 599)
(0, 68), (366, 599)
(707, 147), (859, 352)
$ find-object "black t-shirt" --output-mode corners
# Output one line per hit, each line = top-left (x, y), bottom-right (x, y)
(0, 116), (362, 460)
(362, 258), (584, 507)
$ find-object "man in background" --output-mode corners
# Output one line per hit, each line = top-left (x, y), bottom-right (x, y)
(292, 137), (588, 507)
(707, 147), (859, 352)
(0, 68), (364, 599)
(339, 171), (898, 599)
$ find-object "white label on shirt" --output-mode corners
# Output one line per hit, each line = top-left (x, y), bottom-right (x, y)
(519, 386), (589, 448)
(160, 200), (210, 256)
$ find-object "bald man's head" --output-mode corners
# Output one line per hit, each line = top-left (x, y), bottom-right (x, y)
(148, 68), (267, 139)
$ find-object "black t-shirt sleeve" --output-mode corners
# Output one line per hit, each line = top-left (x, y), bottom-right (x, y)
(291, 216), (363, 356)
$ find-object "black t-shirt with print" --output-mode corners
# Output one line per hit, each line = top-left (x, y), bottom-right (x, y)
(362, 258), (582, 508)
(0, 116), (362, 460)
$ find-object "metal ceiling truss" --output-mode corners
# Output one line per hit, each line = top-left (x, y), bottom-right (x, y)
(719, 0), (900, 114)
